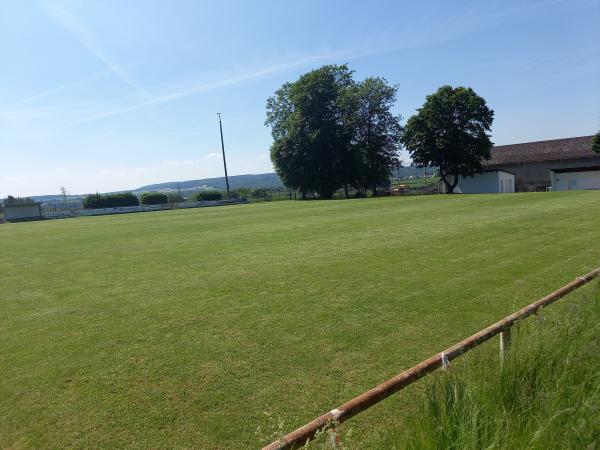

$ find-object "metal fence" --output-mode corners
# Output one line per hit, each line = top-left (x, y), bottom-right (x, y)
(42, 198), (249, 219)
(263, 267), (600, 450)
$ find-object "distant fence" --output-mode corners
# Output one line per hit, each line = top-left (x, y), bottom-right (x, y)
(42, 198), (248, 220)
(263, 267), (600, 450)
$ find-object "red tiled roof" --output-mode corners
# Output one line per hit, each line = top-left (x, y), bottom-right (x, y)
(485, 136), (595, 165)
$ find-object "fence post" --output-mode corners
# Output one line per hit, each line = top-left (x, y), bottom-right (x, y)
(499, 327), (512, 360)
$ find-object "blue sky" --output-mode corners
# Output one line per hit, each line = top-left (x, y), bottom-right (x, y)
(1, 0), (599, 197)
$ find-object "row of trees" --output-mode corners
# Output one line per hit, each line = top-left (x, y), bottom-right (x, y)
(266, 65), (401, 199)
(266, 64), (496, 195)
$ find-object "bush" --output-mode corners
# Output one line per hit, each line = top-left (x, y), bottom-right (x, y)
(83, 192), (139, 209)
(251, 188), (270, 199)
(193, 190), (222, 201)
(140, 192), (168, 205)
(166, 192), (184, 203)
(229, 187), (252, 199)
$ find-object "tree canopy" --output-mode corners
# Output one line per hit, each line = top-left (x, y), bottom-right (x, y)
(342, 77), (402, 195)
(400, 85), (494, 193)
(266, 64), (401, 198)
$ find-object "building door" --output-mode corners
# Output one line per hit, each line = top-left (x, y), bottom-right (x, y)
(568, 177), (577, 191)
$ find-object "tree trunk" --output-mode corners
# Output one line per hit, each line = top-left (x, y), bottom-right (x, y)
(443, 173), (460, 194)
(372, 182), (378, 197)
(344, 185), (349, 199)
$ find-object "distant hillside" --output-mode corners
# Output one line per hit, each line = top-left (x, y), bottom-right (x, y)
(136, 173), (283, 192)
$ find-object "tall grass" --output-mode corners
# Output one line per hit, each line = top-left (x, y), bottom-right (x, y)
(393, 284), (600, 450)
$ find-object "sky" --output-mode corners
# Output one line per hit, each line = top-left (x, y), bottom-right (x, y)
(1, 0), (599, 197)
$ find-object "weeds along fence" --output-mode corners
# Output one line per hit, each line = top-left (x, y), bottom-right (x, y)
(263, 267), (600, 450)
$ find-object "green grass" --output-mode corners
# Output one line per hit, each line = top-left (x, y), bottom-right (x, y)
(372, 284), (600, 449)
(1, 192), (600, 448)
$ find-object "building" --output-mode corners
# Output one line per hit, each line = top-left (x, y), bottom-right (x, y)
(455, 170), (515, 194)
(550, 167), (600, 191)
(3, 203), (43, 222)
(483, 135), (598, 192)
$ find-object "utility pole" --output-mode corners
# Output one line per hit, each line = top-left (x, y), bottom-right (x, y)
(396, 161), (403, 181)
(217, 113), (231, 198)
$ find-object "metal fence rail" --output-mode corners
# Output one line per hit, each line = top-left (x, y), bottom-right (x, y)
(263, 267), (600, 450)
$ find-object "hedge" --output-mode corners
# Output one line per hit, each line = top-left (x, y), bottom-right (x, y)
(193, 190), (222, 201)
(83, 192), (140, 209)
(140, 192), (168, 205)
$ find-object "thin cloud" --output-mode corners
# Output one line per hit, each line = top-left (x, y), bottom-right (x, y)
(14, 70), (108, 106)
(59, 50), (350, 130)
(206, 153), (220, 159)
(162, 159), (202, 166)
(63, 51), (351, 130)
(42, 2), (148, 97)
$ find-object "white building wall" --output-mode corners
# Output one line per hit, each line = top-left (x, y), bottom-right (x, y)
(551, 170), (600, 191)
(498, 171), (515, 193)
(4, 204), (42, 221)
(455, 171), (514, 194)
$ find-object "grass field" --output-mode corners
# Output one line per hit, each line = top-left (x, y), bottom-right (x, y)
(2, 192), (600, 448)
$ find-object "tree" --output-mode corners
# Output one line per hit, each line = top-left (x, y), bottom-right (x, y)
(266, 65), (354, 199)
(59, 186), (68, 209)
(342, 77), (402, 196)
(401, 85), (494, 193)
(593, 129), (600, 154)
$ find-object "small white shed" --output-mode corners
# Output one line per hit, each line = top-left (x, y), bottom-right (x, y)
(550, 167), (600, 191)
(3, 203), (43, 222)
(455, 170), (515, 194)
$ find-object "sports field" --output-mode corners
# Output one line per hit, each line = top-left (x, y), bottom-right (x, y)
(2, 192), (599, 448)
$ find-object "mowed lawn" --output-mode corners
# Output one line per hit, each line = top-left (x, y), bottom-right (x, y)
(1, 192), (600, 449)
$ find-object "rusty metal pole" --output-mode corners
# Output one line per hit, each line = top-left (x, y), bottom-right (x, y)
(262, 267), (600, 450)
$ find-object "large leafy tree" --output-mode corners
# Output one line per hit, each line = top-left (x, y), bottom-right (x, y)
(592, 128), (600, 154)
(401, 85), (494, 193)
(266, 65), (354, 199)
(342, 77), (402, 196)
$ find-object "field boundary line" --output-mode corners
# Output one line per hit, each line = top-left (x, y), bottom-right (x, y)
(262, 266), (600, 450)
